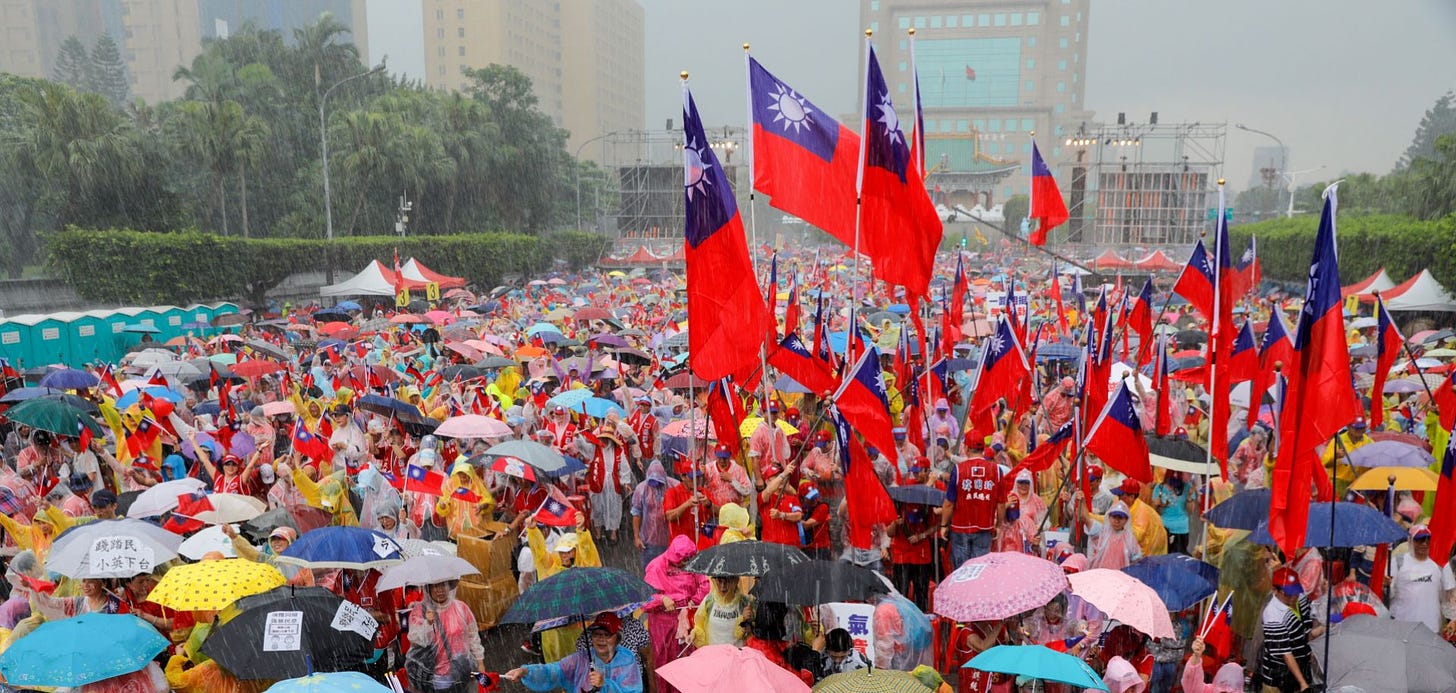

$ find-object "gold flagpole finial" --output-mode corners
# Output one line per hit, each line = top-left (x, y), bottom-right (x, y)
(1217, 178), (1226, 186)
(908, 28), (915, 36)
(865, 28), (873, 37)
(680, 70), (689, 80)
(742, 43), (750, 51)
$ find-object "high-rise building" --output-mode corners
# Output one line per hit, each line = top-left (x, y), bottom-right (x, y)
(0, 0), (200, 103)
(420, 0), (645, 162)
(1246, 145), (1287, 190)
(199, 0), (369, 60)
(860, 0), (1092, 206)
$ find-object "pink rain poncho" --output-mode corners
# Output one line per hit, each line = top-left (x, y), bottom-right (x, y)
(1181, 659), (1244, 693)
(643, 535), (709, 692)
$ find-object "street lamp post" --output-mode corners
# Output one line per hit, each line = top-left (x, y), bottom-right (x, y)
(320, 64), (384, 284)
(575, 131), (621, 231)
(1235, 123), (1290, 218)
(1280, 165), (1326, 218)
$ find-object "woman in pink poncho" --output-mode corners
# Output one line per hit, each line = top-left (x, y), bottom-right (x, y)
(1181, 639), (1243, 693)
(642, 535), (709, 692)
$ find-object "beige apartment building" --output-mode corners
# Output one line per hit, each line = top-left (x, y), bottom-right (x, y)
(421, 0), (645, 162)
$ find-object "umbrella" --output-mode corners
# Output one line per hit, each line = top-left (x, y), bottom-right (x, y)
(231, 359), (285, 378)
(1203, 487), (1270, 530)
(276, 526), (403, 569)
(438, 364), (484, 381)
(389, 313), (428, 324)
(262, 400), (297, 417)
(681, 541), (809, 577)
(933, 552), (1069, 622)
(243, 507), (299, 539)
(266, 672), (392, 693)
(753, 559), (889, 605)
(1247, 501), (1409, 547)
(476, 355), (518, 369)
(179, 524), (237, 560)
(113, 385), (184, 410)
(46, 518), (184, 579)
(435, 414), (513, 439)
(887, 485), (945, 506)
(1067, 569), (1175, 638)
(38, 368), (98, 390)
(490, 456), (538, 481)
(148, 558), (285, 612)
(739, 417), (798, 437)
(547, 388), (593, 409)
(126, 477), (209, 518)
(424, 310), (455, 325)
(2, 397), (104, 436)
(356, 394), (423, 419)
(1384, 378), (1426, 393)
(203, 586), (376, 680)
(576, 396), (626, 419)
(657, 644), (810, 692)
(192, 492), (268, 524)
(1346, 440), (1437, 468)
(36, 392), (100, 415)
(1121, 554), (1219, 612)
(573, 307), (612, 322)
(397, 539), (459, 559)
(664, 371), (709, 389)
(122, 323), (161, 334)
(182, 428), (256, 459)
(587, 333), (628, 348)
(502, 567), (653, 625)
(1350, 466), (1441, 492)
(482, 439), (574, 475)
(1312, 614), (1456, 693)
(375, 554), (480, 591)
(814, 668), (926, 692)
(0, 386), (63, 403)
(0, 614), (167, 688)
(526, 322), (562, 335)
(967, 645), (1108, 691)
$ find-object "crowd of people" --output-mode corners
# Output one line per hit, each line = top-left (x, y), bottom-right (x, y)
(0, 243), (1453, 693)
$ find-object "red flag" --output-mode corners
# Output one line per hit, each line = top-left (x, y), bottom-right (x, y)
(859, 43), (943, 298)
(966, 316), (1030, 424)
(683, 84), (772, 380)
(1370, 296), (1403, 428)
(1230, 237), (1261, 299)
(1271, 185), (1358, 558)
(163, 492), (212, 534)
(768, 334), (839, 397)
(1000, 421), (1075, 496)
(783, 274), (802, 338)
(1151, 336), (1174, 437)
(1197, 596), (1235, 661)
(747, 56), (861, 249)
(1431, 433), (1456, 567)
(76, 418), (93, 454)
(843, 431), (897, 550)
(291, 420), (334, 465)
(146, 369), (167, 387)
(1227, 322), (1259, 385)
(1084, 381), (1153, 482)
(535, 484), (580, 528)
(831, 347), (897, 457)
(403, 463), (447, 497)
(1249, 310), (1295, 431)
(945, 253), (969, 350)
(1125, 279), (1154, 366)
(126, 418), (161, 457)
(97, 364), (123, 397)
(705, 378), (744, 456)
(1028, 142), (1068, 245)
(1050, 267), (1070, 337)
(1171, 240), (1217, 320)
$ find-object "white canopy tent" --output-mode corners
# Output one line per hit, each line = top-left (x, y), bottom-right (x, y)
(1382, 269), (1456, 312)
(320, 260), (426, 297)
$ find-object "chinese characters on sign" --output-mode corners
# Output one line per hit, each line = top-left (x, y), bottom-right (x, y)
(88, 536), (157, 578)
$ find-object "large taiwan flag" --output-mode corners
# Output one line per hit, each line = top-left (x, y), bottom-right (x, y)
(682, 84), (771, 381)
(748, 56), (860, 248)
(859, 42), (942, 298)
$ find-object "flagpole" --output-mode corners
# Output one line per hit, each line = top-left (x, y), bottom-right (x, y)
(681, 69), (705, 519)
(743, 44), (775, 453)
(853, 30), (873, 310)
(1201, 180), (1226, 559)
(909, 27), (937, 463)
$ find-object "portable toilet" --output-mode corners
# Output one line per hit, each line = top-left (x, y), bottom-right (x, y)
(68, 311), (112, 366)
(211, 302), (242, 325)
(108, 307), (145, 353)
(27, 314), (70, 367)
(156, 305), (188, 342)
(0, 317), (36, 369)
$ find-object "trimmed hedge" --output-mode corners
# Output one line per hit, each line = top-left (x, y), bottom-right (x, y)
(46, 228), (590, 305)
(1230, 214), (1456, 288)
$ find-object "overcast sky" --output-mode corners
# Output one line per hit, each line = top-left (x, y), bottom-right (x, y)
(370, 1), (1456, 193)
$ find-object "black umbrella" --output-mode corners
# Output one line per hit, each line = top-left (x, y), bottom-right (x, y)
(753, 559), (889, 605)
(475, 355), (518, 369)
(608, 347), (653, 366)
(888, 485), (944, 506)
(1146, 434), (1207, 463)
(1174, 329), (1207, 346)
(242, 507), (298, 542)
(681, 541), (809, 577)
(201, 586), (374, 679)
(439, 365), (485, 381)
(36, 394), (100, 416)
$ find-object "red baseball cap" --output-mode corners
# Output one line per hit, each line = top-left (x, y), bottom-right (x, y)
(1272, 566), (1303, 595)
(587, 612), (621, 635)
(1113, 478), (1141, 496)
(714, 443), (733, 458)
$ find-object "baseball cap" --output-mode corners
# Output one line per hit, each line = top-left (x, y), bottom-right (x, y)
(762, 464), (783, 479)
(555, 533), (581, 553)
(1016, 469), (1033, 484)
(1272, 566), (1303, 595)
(1113, 478), (1141, 496)
(1410, 523), (1432, 540)
(1107, 501), (1130, 519)
(767, 401), (781, 413)
(1087, 464), (1103, 479)
(714, 443), (733, 459)
(1350, 417), (1368, 430)
(798, 481), (820, 502)
(892, 427), (907, 439)
(269, 527), (297, 543)
(587, 612), (621, 635)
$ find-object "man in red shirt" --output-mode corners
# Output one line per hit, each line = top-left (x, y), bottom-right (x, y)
(663, 467), (708, 544)
(757, 462), (803, 546)
(939, 454), (1004, 569)
(798, 482), (832, 561)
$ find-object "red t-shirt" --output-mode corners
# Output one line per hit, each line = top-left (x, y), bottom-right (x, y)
(758, 490), (803, 546)
(947, 458), (1001, 532)
(889, 515), (934, 565)
(664, 483), (700, 543)
(801, 502), (830, 550)
(509, 486), (549, 517)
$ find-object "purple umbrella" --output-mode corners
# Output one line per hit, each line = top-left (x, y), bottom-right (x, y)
(1346, 440), (1436, 468)
(181, 430), (256, 460)
(1383, 378), (1424, 394)
(586, 333), (627, 348)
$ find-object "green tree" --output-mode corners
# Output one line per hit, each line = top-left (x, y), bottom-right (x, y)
(465, 64), (571, 232)
(53, 36), (89, 89)
(9, 81), (143, 226)
(1398, 92), (1456, 170)
(87, 34), (130, 106)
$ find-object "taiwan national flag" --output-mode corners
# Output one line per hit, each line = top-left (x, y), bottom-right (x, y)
(748, 55), (860, 248)
(535, 485), (579, 528)
(1125, 278), (1155, 366)
(403, 463), (446, 497)
(858, 42), (943, 298)
(1271, 184), (1358, 557)
(831, 346), (897, 457)
(1002, 420), (1075, 495)
(1084, 380), (1153, 482)
(1227, 321), (1259, 385)
(1431, 434), (1456, 567)
(768, 333), (839, 397)
(1028, 142), (1069, 245)
(966, 316), (1030, 425)
(683, 82), (771, 381)
(827, 406), (897, 550)
(1370, 295), (1403, 428)
(163, 492), (212, 535)
(1172, 239), (1217, 320)
(291, 420), (333, 465)
(1248, 309), (1295, 431)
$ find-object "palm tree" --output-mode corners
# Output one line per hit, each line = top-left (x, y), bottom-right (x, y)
(11, 81), (141, 225)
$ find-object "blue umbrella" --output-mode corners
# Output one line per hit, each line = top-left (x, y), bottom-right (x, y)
(887, 303), (911, 314)
(1122, 554), (1219, 612)
(276, 527), (403, 569)
(1037, 343), (1084, 362)
(1346, 440), (1436, 468)
(526, 322), (562, 336)
(38, 368), (98, 390)
(0, 386), (63, 403)
(0, 613), (166, 687)
(356, 394), (423, 420)
(1202, 488), (1269, 531)
(333, 300), (362, 312)
(502, 567), (654, 625)
(547, 389), (593, 410)
(115, 386), (184, 410)
(192, 400), (222, 417)
(266, 672), (391, 692)
(122, 324), (160, 334)
(968, 645), (1108, 691)
(1248, 502), (1409, 548)
(577, 396), (625, 419)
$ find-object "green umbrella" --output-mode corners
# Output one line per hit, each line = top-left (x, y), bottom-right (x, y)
(3, 398), (104, 436)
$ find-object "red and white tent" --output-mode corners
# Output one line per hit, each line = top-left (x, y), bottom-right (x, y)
(1342, 268), (1396, 298)
(320, 260), (428, 297)
(1131, 250), (1181, 272)
(1091, 249), (1133, 270)
(400, 258), (466, 289)
(1378, 269), (1456, 312)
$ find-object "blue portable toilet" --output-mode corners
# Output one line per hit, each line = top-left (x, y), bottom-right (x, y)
(27, 314), (70, 367)
(67, 311), (112, 366)
(0, 317), (36, 369)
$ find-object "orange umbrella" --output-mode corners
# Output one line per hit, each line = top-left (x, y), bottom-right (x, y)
(318, 322), (353, 335)
(514, 345), (547, 359)
(390, 313), (429, 324)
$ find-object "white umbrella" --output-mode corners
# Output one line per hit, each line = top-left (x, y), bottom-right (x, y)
(46, 519), (183, 579)
(178, 525), (237, 560)
(126, 478), (207, 518)
(397, 539), (459, 559)
(375, 555), (479, 592)
(190, 493), (266, 525)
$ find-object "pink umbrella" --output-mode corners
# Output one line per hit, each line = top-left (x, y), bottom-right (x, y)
(425, 310), (456, 325)
(661, 418), (714, 440)
(656, 644), (810, 693)
(933, 551), (1068, 622)
(261, 401), (296, 417)
(463, 339), (505, 357)
(1067, 568), (1175, 638)
(434, 414), (513, 439)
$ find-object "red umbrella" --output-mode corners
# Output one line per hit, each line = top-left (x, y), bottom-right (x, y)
(390, 313), (429, 324)
(318, 322), (353, 336)
(1368, 430), (1432, 451)
(231, 360), (284, 378)
(573, 307), (611, 322)
(664, 372), (709, 389)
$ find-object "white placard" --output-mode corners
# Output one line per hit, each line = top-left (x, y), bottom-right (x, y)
(372, 535), (399, 558)
(821, 602), (876, 662)
(330, 600), (379, 640)
(88, 536), (157, 577)
(263, 610), (304, 652)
